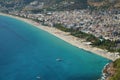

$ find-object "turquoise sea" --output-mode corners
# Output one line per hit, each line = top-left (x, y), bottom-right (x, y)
(0, 15), (110, 80)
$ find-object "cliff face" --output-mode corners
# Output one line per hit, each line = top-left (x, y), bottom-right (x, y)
(104, 59), (120, 80)
(103, 63), (116, 80)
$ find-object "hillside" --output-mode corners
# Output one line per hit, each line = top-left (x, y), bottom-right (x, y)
(0, 0), (120, 12)
(88, 0), (120, 9)
(0, 0), (88, 11)
(105, 59), (120, 80)
(111, 59), (120, 80)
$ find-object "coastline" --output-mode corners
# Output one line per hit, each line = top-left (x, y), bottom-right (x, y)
(0, 13), (119, 61)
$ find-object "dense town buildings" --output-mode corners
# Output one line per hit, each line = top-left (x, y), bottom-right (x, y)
(9, 9), (120, 41)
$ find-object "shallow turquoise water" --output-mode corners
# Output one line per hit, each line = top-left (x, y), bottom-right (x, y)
(0, 15), (110, 80)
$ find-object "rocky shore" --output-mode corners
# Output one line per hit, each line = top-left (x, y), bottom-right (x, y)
(101, 62), (116, 80)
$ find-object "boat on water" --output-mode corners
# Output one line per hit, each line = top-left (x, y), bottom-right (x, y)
(56, 58), (62, 62)
(36, 76), (41, 79)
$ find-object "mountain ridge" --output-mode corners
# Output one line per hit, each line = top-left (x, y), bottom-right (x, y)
(0, 0), (119, 12)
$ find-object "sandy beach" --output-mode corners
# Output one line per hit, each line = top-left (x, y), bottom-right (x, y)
(0, 13), (119, 61)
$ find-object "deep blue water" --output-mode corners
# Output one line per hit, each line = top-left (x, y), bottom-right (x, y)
(0, 15), (110, 80)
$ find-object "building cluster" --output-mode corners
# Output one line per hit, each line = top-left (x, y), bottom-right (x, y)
(9, 9), (120, 41)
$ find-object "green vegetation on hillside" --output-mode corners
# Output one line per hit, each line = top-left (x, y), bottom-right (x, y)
(110, 59), (120, 80)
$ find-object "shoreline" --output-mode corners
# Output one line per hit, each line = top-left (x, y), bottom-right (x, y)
(0, 13), (119, 61)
